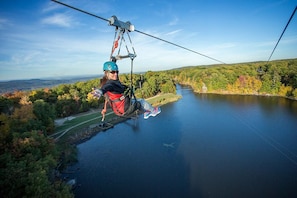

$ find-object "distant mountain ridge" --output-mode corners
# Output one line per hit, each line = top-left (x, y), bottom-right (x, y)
(0, 75), (99, 94)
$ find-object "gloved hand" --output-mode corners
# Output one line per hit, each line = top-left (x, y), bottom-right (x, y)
(91, 88), (103, 99)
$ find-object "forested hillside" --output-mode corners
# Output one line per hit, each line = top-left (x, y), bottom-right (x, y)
(0, 75), (98, 94)
(169, 59), (297, 99)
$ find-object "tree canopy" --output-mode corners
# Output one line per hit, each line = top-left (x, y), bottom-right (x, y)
(169, 59), (297, 99)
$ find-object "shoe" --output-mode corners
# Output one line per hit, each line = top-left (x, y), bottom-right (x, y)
(144, 111), (151, 119)
(151, 107), (161, 117)
(144, 107), (161, 119)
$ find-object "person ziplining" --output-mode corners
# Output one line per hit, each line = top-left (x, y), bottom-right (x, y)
(91, 16), (161, 119)
(91, 61), (161, 119)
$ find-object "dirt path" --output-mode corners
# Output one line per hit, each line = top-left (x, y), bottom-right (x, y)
(51, 111), (113, 140)
(54, 109), (99, 126)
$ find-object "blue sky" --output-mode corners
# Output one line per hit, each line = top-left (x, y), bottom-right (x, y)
(0, 0), (296, 81)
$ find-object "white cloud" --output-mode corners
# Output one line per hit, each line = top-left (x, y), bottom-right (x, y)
(41, 13), (73, 27)
(168, 16), (179, 26)
(166, 29), (182, 36)
(0, 18), (11, 29)
(42, 1), (63, 13)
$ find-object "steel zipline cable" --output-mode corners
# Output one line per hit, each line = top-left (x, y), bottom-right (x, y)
(267, 6), (297, 63)
(134, 29), (226, 64)
(51, 0), (109, 22)
(51, 0), (226, 64)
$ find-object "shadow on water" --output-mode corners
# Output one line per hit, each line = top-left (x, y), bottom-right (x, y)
(121, 118), (140, 132)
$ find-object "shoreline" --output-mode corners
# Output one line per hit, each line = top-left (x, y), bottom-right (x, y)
(199, 91), (297, 101)
(178, 83), (297, 101)
(66, 116), (130, 145)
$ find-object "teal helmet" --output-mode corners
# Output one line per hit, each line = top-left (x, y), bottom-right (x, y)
(103, 61), (118, 71)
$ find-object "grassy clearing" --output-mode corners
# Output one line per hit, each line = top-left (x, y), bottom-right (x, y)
(147, 93), (182, 106)
(55, 112), (102, 133)
(54, 110), (114, 142)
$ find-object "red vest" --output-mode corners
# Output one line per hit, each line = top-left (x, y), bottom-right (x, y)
(106, 91), (126, 116)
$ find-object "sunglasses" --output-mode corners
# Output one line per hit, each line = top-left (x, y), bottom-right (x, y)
(110, 71), (119, 74)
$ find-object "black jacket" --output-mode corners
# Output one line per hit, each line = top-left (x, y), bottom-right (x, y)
(101, 80), (127, 95)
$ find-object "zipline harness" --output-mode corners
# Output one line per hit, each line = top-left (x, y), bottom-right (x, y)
(109, 16), (137, 100)
(100, 16), (141, 119)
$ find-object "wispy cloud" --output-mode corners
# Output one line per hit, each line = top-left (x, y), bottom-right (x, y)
(166, 29), (182, 36)
(168, 16), (179, 26)
(41, 13), (73, 27)
(0, 18), (11, 29)
(42, 1), (63, 13)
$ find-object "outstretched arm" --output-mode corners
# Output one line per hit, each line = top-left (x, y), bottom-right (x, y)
(101, 98), (108, 119)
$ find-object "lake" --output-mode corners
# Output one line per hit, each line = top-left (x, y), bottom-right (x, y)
(68, 85), (297, 198)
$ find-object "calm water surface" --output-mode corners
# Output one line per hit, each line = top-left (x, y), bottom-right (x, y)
(69, 85), (297, 198)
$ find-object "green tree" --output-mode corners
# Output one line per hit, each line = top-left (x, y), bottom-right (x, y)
(0, 113), (12, 152)
(292, 88), (297, 98)
(278, 84), (293, 97)
(10, 104), (41, 133)
(54, 84), (70, 95)
(232, 75), (262, 94)
(259, 74), (272, 94)
(0, 96), (14, 114)
(33, 100), (56, 134)
(142, 76), (158, 97)
(0, 131), (73, 197)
